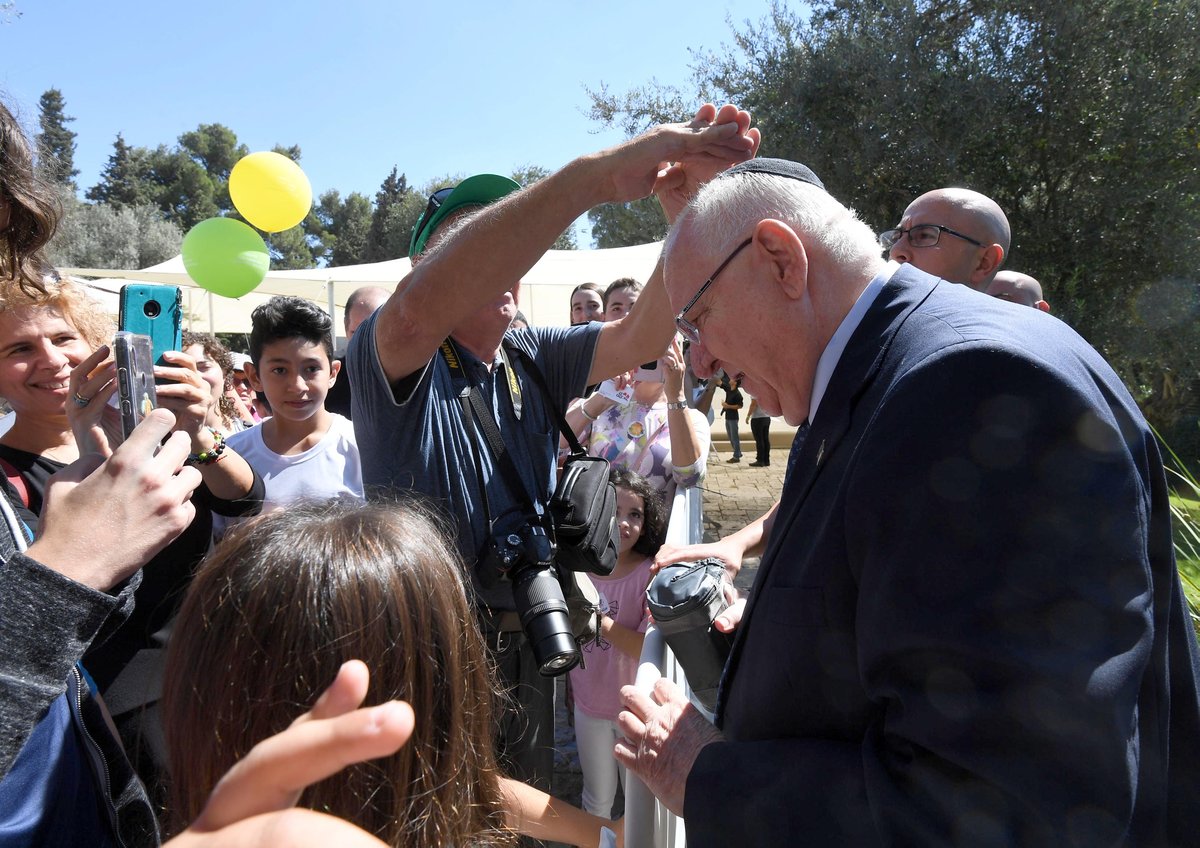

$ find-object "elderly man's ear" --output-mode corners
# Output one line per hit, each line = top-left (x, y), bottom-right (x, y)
(753, 218), (810, 301)
(970, 245), (1006, 289)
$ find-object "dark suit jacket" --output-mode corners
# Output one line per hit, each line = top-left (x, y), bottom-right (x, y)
(684, 265), (1200, 846)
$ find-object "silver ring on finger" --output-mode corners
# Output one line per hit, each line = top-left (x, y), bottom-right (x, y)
(72, 391), (91, 408)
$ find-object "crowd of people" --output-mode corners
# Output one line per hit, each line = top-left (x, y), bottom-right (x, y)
(3, 85), (1199, 848)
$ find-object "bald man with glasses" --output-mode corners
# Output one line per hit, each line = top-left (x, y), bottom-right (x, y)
(879, 187), (1010, 291)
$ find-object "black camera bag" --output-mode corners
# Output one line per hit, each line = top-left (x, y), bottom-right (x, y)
(510, 344), (618, 577)
(549, 452), (618, 576)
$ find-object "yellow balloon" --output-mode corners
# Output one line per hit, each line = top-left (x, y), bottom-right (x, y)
(229, 151), (313, 233)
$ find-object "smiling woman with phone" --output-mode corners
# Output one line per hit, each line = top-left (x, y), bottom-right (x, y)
(0, 272), (264, 794)
(564, 336), (708, 504)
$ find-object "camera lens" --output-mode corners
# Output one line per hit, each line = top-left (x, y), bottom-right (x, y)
(511, 564), (579, 676)
(143, 300), (161, 319)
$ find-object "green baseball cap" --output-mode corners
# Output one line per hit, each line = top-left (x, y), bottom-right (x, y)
(408, 173), (522, 258)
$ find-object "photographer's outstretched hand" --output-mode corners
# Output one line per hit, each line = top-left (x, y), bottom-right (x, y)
(654, 103), (762, 222)
(603, 103), (758, 209)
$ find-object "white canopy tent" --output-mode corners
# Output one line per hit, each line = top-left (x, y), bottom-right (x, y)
(62, 241), (664, 340)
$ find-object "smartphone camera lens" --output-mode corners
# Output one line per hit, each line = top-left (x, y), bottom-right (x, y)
(143, 300), (161, 319)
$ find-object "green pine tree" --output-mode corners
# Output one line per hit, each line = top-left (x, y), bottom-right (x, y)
(363, 167), (411, 262)
(36, 88), (78, 189)
(87, 133), (152, 208)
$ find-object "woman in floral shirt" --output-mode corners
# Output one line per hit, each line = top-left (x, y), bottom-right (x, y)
(567, 337), (709, 503)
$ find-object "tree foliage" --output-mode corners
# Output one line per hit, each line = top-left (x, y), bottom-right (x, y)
(86, 134), (153, 208)
(588, 198), (667, 249)
(49, 192), (182, 270)
(312, 189), (374, 267)
(590, 0), (1200, 457)
(361, 167), (414, 262)
(35, 88), (78, 188)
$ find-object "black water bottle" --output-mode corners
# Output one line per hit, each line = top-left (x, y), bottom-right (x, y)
(645, 558), (733, 711)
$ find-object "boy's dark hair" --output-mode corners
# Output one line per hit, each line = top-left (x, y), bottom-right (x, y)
(603, 277), (642, 310)
(609, 466), (665, 556)
(248, 296), (334, 366)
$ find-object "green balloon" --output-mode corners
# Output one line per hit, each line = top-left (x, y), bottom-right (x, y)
(181, 217), (270, 298)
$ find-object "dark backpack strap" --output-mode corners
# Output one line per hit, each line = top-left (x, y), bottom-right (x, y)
(503, 341), (587, 457)
(438, 340), (537, 520)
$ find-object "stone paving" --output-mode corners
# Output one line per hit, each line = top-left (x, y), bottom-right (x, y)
(699, 434), (790, 595)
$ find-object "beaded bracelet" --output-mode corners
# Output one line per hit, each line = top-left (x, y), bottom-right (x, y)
(187, 427), (227, 466)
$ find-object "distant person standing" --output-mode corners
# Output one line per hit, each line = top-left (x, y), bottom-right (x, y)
(327, 286), (390, 419)
(721, 378), (744, 463)
(746, 396), (771, 467)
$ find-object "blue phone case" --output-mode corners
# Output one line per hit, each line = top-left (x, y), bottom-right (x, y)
(118, 284), (183, 367)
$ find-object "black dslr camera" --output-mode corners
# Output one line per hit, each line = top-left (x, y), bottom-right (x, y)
(484, 517), (580, 676)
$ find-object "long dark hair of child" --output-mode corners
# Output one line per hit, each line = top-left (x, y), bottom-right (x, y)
(1, 101), (61, 294)
(162, 498), (513, 847)
(610, 466), (665, 556)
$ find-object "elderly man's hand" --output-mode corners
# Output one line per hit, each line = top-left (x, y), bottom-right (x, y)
(614, 678), (724, 815)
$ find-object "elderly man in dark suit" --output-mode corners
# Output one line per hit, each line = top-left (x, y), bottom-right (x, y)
(617, 159), (1200, 846)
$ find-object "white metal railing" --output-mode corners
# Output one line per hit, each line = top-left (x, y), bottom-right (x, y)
(624, 484), (707, 848)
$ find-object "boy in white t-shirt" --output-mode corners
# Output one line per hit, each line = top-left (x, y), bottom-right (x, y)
(216, 296), (363, 536)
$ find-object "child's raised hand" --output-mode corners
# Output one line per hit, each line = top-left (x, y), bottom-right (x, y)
(182, 660), (414, 834)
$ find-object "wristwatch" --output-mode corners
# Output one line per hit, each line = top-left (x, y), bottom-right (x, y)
(666, 401), (688, 410)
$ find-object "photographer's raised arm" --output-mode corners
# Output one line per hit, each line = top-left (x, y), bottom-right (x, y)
(589, 104), (761, 384)
(588, 257), (676, 385)
(371, 104), (757, 385)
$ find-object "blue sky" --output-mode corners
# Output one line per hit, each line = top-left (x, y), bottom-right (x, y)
(1, 0), (779, 245)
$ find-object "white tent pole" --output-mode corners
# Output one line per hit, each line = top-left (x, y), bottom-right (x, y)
(326, 277), (335, 330)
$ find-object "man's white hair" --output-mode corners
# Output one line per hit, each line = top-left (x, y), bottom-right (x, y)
(668, 172), (881, 277)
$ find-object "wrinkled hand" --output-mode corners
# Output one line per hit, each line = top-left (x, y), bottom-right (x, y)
(28, 408), (201, 591)
(604, 103), (757, 208)
(67, 345), (123, 456)
(614, 678), (723, 815)
(156, 350), (215, 437)
(654, 536), (746, 581)
(165, 661), (413, 848)
(653, 104), (762, 222)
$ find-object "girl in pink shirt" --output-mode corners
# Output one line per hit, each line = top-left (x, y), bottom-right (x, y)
(569, 468), (665, 819)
